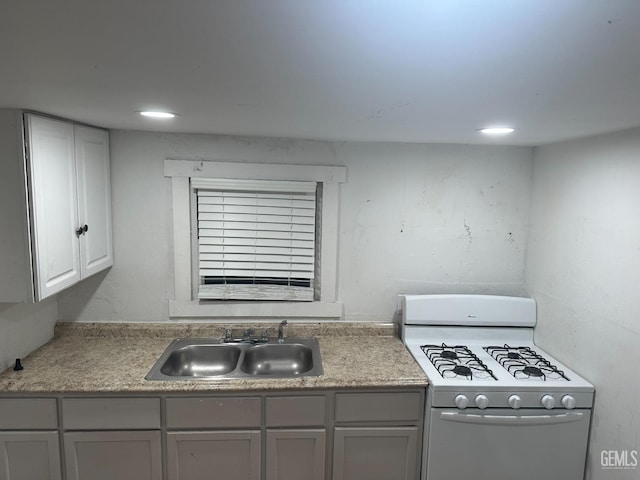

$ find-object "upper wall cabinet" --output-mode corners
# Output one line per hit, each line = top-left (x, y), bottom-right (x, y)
(0, 110), (113, 302)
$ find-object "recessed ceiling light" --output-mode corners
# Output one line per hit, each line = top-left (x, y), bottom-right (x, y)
(139, 111), (177, 119)
(477, 127), (516, 135)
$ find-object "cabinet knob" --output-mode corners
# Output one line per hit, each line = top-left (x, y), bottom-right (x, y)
(75, 225), (89, 236)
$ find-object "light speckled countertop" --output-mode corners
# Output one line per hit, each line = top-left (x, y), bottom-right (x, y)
(0, 322), (428, 393)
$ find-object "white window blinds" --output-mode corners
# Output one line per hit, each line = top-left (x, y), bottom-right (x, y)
(192, 178), (317, 301)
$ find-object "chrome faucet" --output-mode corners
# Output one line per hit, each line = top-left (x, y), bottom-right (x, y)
(277, 320), (288, 343)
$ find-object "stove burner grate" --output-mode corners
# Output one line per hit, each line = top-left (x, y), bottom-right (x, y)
(522, 366), (544, 377)
(484, 345), (570, 381)
(421, 344), (497, 380)
(441, 350), (458, 360)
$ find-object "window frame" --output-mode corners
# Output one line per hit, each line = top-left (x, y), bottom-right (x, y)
(165, 159), (345, 318)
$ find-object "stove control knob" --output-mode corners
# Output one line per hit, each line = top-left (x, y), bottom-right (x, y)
(541, 394), (556, 410)
(508, 394), (522, 409)
(454, 394), (469, 409)
(475, 394), (489, 409)
(561, 395), (577, 410)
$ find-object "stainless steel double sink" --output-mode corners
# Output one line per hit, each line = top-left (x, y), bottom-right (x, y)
(145, 337), (323, 380)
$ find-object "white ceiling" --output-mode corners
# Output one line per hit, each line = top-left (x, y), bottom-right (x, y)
(2, 0), (640, 146)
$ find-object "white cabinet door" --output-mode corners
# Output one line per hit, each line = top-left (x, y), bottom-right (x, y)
(25, 114), (113, 301)
(74, 125), (113, 277)
(0, 431), (61, 480)
(27, 115), (81, 300)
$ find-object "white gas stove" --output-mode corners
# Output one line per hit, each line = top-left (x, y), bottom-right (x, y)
(400, 294), (594, 480)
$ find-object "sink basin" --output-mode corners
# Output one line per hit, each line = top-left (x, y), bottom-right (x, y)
(160, 344), (241, 377)
(145, 337), (323, 380)
(240, 344), (314, 376)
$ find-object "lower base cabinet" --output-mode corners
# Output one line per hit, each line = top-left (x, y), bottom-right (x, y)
(1, 389), (424, 480)
(266, 429), (326, 480)
(0, 432), (61, 480)
(332, 427), (419, 480)
(167, 431), (261, 480)
(63, 431), (162, 480)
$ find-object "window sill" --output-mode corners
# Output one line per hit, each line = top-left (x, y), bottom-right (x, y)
(168, 300), (343, 319)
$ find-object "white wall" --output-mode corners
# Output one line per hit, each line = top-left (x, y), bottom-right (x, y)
(337, 142), (531, 320)
(57, 131), (533, 322)
(0, 298), (57, 370)
(526, 127), (640, 480)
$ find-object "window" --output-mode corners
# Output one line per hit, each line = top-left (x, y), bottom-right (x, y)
(193, 178), (318, 301)
(165, 160), (345, 318)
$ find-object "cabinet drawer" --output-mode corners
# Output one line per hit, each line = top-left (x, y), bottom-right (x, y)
(266, 396), (326, 427)
(335, 392), (422, 423)
(166, 397), (261, 429)
(62, 398), (160, 430)
(0, 398), (57, 429)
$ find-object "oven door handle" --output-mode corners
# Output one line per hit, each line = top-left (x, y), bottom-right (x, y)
(440, 411), (585, 426)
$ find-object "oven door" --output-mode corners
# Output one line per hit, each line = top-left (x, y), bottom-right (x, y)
(425, 408), (591, 480)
